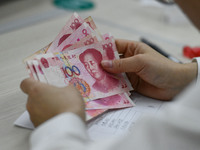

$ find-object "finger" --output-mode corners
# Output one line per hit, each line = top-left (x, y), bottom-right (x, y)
(20, 78), (38, 94)
(26, 97), (31, 112)
(101, 55), (145, 74)
(115, 39), (139, 54)
(20, 78), (49, 95)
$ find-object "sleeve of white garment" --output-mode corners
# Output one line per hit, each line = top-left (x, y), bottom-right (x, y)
(30, 113), (90, 150)
(192, 57), (200, 85)
(30, 83), (200, 150)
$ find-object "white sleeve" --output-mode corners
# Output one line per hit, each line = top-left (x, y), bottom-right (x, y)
(30, 83), (200, 150)
(30, 113), (90, 150)
(192, 57), (200, 85)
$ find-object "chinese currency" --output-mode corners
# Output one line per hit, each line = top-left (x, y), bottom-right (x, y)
(24, 12), (135, 121)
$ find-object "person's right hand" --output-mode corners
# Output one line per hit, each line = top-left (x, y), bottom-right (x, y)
(101, 39), (197, 100)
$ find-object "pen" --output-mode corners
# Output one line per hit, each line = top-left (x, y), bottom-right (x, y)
(140, 38), (182, 63)
(156, 0), (175, 5)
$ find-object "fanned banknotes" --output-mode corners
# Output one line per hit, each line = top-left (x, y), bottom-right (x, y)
(24, 13), (135, 120)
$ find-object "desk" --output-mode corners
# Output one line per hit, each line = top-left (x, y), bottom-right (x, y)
(0, 0), (199, 149)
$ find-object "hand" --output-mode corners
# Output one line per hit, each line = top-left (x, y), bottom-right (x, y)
(20, 78), (85, 127)
(101, 39), (197, 100)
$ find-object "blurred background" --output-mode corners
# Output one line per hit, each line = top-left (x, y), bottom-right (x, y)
(0, 0), (192, 33)
(0, 0), (199, 61)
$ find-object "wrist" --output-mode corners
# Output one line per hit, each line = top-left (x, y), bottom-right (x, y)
(72, 107), (86, 122)
(167, 62), (197, 97)
(58, 104), (86, 122)
(178, 62), (197, 87)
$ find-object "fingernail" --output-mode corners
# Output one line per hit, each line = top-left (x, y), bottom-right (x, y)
(101, 60), (113, 68)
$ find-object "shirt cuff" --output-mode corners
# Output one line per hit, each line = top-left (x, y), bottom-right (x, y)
(30, 113), (88, 150)
(192, 57), (200, 85)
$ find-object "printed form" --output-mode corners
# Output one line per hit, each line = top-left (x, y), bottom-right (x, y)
(87, 92), (165, 140)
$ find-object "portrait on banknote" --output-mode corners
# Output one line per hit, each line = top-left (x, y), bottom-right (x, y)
(79, 48), (119, 93)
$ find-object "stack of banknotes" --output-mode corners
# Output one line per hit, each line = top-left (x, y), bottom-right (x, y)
(24, 13), (134, 120)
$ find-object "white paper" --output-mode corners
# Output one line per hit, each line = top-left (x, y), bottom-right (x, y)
(14, 111), (34, 129)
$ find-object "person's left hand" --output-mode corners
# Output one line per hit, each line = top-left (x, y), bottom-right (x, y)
(20, 78), (85, 127)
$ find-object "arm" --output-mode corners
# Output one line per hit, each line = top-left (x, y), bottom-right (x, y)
(175, 0), (200, 30)
(30, 113), (89, 150)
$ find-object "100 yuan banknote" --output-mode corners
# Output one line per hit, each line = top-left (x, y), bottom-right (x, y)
(62, 34), (99, 52)
(62, 39), (133, 100)
(47, 13), (84, 53)
(63, 32), (112, 53)
(54, 22), (95, 52)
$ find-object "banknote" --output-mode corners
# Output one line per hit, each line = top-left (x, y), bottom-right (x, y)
(54, 22), (95, 52)
(86, 109), (107, 120)
(48, 14), (101, 53)
(24, 13), (84, 60)
(47, 13), (84, 53)
(25, 61), (36, 80)
(26, 31), (109, 63)
(62, 34), (99, 52)
(67, 37), (118, 60)
(34, 53), (68, 87)
(102, 33), (114, 40)
(64, 39), (133, 100)
(23, 42), (51, 63)
(26, 60), (39, 80)
(63, 32), (111, 53)
(24, 15), (101, 61)
(86, 93), (134, 110)
(32, 60), (48, 83)
(84, 16), (102, 39)
(84, 16), (97, 31)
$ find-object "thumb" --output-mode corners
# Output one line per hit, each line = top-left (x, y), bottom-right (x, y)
(20, 78), (43, 94)
(101, 56), (143, 74)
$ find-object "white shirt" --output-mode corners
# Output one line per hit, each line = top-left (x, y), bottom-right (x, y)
(30, 61), (200, 150)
